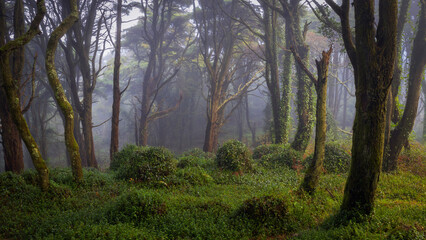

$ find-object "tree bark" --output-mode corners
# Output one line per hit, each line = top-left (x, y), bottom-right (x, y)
(0, 0), (24, 173)
(328, 0), (398, 216)
(110, 0), (123, 159)
(298, 48), (332, 194)
(45, 0), (83, 183)
(385, 1), (426, 172)
(0, 0), (49, 191)
(280, 22), (293, 144)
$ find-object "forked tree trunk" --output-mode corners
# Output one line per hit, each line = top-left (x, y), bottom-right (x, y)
(45, 0), (83, 183)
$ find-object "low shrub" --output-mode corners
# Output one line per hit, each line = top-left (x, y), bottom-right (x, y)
(171, 167), (214, 186)
(116, 146), (177, 182)
(110, 144), (140, 171)
(259, 146), (302, 169)
(252, 144), (285, 160)
(234, 195), (289, 235)
(304, 142), (351, 173)
(180, 148), (214, 160)
(216, 140), (253, 172)
(105, 190), (166, 224)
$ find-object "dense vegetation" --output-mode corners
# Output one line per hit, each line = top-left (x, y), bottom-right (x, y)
(1, 141), (424, 239)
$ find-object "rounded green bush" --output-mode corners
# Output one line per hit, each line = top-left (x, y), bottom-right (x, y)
(304, 143), (351, 173)
(172, 166), (214, 186)
(116, 146), (177, 182)
(181, 148), (214, 159)
(215, 140), (252, 172)
(105, 190), (166, 224)
(252, 144), (285, 160)
(259, 146), (302, 169)
(235, 195), (288, 225)
(110, 144), (140, 171)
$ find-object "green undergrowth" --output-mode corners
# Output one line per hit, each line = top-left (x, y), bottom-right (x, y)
(0, 157), (424, 239)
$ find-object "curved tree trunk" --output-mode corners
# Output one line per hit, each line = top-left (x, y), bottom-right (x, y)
(0, 0), (49, 191)
(0, 0), (24, 173)
(45, 0), (83, 183)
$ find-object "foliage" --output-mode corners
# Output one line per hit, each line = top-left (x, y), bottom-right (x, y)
(259, 146), (303, 169)
(0, 152), (424, 239)
(252, 144), (285, 160)
(115, 146), (177, 182)
(304, 142), (351, 173)
(170, 166), (214, 186)
(110, 144), (140, 171)
(104, 190), (166, 224)
(397, 142), (425, 176)
(178, 148), (216, 170)
(216, 140), (253, 172)
(235, 195), (289, 224)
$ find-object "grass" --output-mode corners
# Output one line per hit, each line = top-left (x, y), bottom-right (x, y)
(0, 145), (424, 239)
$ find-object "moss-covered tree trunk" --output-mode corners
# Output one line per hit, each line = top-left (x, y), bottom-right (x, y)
(423, 80), (426, 144)
(0, 0), (49, 191)
(325, 0), (398, 216)
(45, 0), (83, 184)
(297, 48), (332, 194)
(0, 0), (24, 173)
(385, 1), (426, 172)
(110, 0), (123, 160)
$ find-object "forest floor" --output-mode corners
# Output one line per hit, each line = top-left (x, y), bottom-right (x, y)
(0, 143), (425, 239)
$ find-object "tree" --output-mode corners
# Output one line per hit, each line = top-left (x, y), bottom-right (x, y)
(385, 0), (426, 172)
(274, 0), (315, 152)
(0, 0), (24, 173)
(126, 0), (189, 146)
(292, 46), (333, 194)
(45, 0), (83, 183)
(325, 0), (398, 216)
(0, 0), (49, 191)
(110, 0), (123, 160)
(194, 0), (262, 152)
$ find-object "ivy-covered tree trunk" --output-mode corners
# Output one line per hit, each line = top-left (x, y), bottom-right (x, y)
(325, 0), (398, 216)
(291, 44), (313, 152)
(297, 48), (332, 194)
(277, 0), (314, 152)
(0, 0), (49, 191)
(45, 0), (83, 184)
(385, 1), (426, 172)
(280, 22), (292, 144)
(110, 0), (123, 160)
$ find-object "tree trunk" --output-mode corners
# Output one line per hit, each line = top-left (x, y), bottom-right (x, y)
(300, 48), (332, 194)
(0, 91), (24, 173)
(0, 0), (24, 173)
(110, 0), (122, 160)
(280, 22), (292, 144)
(0, 0), (49, 190)
(45, 0), (83, 183)
(337, 0), (398, 217)
(385, 1), (426, 172)
(291, 44), (313, 152)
